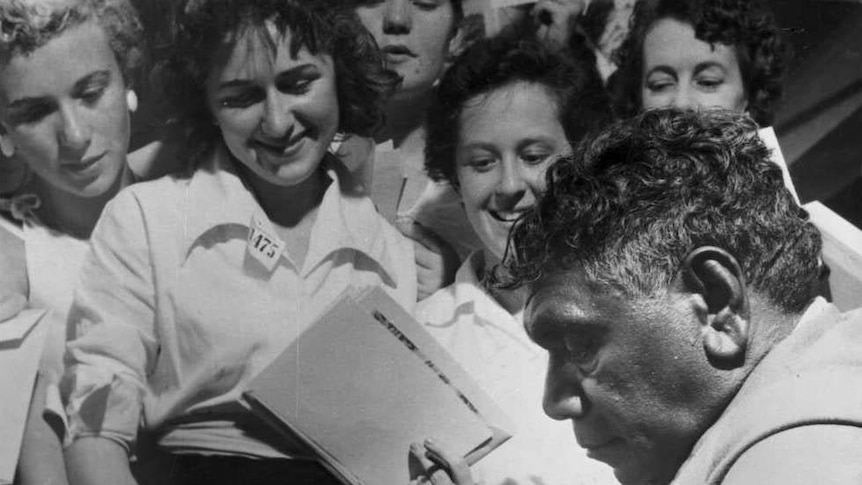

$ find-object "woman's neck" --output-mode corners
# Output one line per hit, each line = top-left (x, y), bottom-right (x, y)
(376, 91), (433, 150)
(34, 162), (133, 239)
(239, 163), (329, 270)
(481, 249), (529, 315)
(241, 165), (329, 229)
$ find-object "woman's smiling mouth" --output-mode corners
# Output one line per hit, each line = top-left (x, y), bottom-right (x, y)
(252, 133), (306, 161)
(489, 209), (528, 223)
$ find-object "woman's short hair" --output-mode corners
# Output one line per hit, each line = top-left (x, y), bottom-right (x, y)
(0, 0), (143, 84)
(425, 35), (613, 188)
(611, 0), (787, 126)
(155, 0), (398, 166)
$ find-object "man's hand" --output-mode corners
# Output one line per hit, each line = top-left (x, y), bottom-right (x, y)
(409, 439), (474, 485)
(532, 0), (589, 50)
(396, 219), (460, 301)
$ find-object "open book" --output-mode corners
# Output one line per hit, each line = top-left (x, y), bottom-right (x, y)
(243, 287), (513, 485)
(804, 201), (862, 311)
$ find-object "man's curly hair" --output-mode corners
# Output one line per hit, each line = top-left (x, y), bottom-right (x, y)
(610, 0), (787, 127)
(153, 0), (399, 167)
(0, 0), (143, 84)
(506, 109), (822, 314)
(425, 34), (612, 189)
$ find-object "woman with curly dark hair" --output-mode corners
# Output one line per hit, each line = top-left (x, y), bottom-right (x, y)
(414, 35), (616, 485)
(610, 0), (786, 126)
(61, 1), (416, 484)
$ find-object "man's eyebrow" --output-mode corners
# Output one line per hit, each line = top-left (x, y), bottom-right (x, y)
(526, 309), (593, 346)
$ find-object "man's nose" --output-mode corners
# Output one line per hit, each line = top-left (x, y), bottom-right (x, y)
(543, 360), (586, 420)
(383, 0), (412, 34)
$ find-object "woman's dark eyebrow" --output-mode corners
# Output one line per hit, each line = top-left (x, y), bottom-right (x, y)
(274, 63), (319, 83)
(516, 137), (557, 151)
(693, 61), (728, 75)
(5, 96), (50, 112)
(71, 70), (111, 94)
(6, 70), (113, 109)
(217, 63), (319, 90)
(645, 65), (677, 78)
(216, 79), (254, 90)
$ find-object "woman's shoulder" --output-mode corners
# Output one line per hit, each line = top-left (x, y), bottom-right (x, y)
(111, 168), (196, 211)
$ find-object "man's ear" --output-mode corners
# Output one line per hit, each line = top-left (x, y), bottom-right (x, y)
(681, 246), (750, 366)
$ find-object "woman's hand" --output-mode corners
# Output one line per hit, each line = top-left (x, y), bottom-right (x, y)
(409, 439), (475, 485)
(396, 219), (460, 301)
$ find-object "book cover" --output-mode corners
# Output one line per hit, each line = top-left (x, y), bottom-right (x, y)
(243, 288), (513, 484)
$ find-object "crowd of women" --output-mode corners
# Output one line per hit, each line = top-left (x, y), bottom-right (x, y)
(0, 0), (795, 483)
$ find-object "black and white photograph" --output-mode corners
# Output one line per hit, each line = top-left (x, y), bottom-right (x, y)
(1, 0), (860, 484)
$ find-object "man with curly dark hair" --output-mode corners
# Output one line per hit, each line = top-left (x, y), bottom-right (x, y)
(610, 0), (786, 126)
(507, 109), (862, 485)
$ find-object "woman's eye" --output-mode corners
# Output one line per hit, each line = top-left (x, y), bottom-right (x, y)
(695, 77), (724, 91)
(280, 79), (313, 95)
(80, 86), (106, 105)
(220, 89), (263, 109)
(521, 151), (551, 165)
(413, 0), (440, 11)
(469, 158), (496, 172)
(646, 80), (674, 93)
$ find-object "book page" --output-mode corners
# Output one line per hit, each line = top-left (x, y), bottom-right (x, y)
(0, 309), (47, 484)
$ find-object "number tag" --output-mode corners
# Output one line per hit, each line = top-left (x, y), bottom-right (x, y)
(247, 214), (285, 272)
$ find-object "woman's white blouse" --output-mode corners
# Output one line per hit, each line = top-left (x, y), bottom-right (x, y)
(62, 148), (417, 458)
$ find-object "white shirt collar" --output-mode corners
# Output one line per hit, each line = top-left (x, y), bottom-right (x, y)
(181, 145), (402, 285)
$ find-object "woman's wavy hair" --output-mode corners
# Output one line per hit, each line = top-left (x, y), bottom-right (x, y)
(154, 0), (399, 167)
(611, 0), (787, 126)
(0, 0), (143, 84)
(506, 109), (822, 314)
(425, 34), (613, 189)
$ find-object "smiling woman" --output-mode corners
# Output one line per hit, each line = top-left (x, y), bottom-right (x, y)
(60, 2), (416, 485)
(416, 35), (616, 485)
